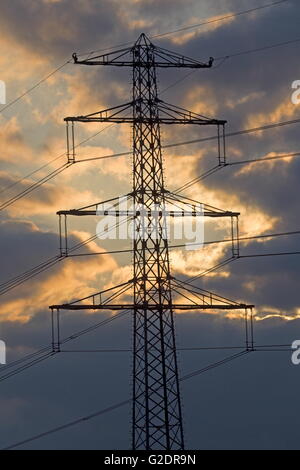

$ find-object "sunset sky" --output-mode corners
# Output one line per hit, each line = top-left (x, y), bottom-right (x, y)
(0, 0), (300, 449)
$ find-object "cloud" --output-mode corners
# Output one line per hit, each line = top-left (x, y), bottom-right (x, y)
(0, 117), (35, 163)
(246, 99), (299, 133)
(0, 219), (118, 322)
(0, 170), (98, 216)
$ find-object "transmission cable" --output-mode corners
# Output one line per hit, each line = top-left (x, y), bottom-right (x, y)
(175, 151), (300, 193)
(78, 0), (289, 57)
(1, 349), (251, 450)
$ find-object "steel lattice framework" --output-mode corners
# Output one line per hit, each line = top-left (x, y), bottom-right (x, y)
(50, 34), (254, 450)
(131, 38), (184, 450)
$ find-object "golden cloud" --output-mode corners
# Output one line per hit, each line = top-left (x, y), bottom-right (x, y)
(246, 99), (298, 135)
(0, 247), (118, 323)
(0, 117), (35, 164)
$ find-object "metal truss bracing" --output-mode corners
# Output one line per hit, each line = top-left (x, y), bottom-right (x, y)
(50, 33), (254, 451)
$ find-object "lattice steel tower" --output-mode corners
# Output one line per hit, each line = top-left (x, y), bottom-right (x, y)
(51, 34), (253, 450)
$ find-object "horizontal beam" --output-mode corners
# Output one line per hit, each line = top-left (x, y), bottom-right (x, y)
(64, 117), (226, 125)
(49, 303), (254, 311)
(57, 210), (240, 217)
(75, 61), (211, 69)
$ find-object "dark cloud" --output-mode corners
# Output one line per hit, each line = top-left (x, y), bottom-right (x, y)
(0, 218), (60, 282)
(0, 311), (299, 449)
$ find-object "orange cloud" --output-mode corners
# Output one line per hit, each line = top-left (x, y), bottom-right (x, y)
(0, 170), (97, 217)
(168, 13), (235, 45)
(183, 85), (218, 117)
(0, 117), (35, 163)
(254, 306), (300, 321)
(234, 151), (295, 177)
(0, 248), (118, 323)
(170, 243), (228, 278)
(246, 99), (298, 135)
(0, 36), (47, 84)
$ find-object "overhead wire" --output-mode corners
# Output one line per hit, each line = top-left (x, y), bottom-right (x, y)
(0, 1), (297, 206)
(0, 0), (289, 122)
(48, 343), (293, 353)
(151, 1), (289, 40)
(1, 333), (292, 448)
(50, 117), (300, 168)
(174, 151), (300, 193)
(0, 61), (71, 115)
(1, 349), (251, 450)
(1, 45), (300, 210)
(0, 121), (118, 210)
(77, 0), (290, 57)
(1, 219), (300, 296)
(0, 217), (131, 296)
(0, 310), (131, 382)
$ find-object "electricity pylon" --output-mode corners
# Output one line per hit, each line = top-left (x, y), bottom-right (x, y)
(50, 34), (254, 450)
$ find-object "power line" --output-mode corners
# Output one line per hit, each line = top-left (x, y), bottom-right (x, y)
(75, 151), (130, 164)
(151, 1), (290, 40)
(170, 229), (300, 250)
(0, 217), (130, 296)
(78, 0), (290, 57)
(1, 334), (293, 448)
(188, 257), (237, 282)
(0, 337), (290, 382)
(1, 349), (251, 450)
(1, 15), (296, 208)
(180, 249), (300, 287)
(0, 164), (71, 212)
(2, 41), (300, 207)
(0, 247), (294, 381)
(0, 122), (117, 211)
(240, 251), (300, 258)
(0, 61), (71, 115)
(0, 352), (56, 383)
(59, 343), (292, 353)
(69, 117), (300, 166)
(165, 117), (300, 151)
(216, 36), (300, 60)
(2, 399), (131, 450)
(0, 254), (295, 436)
(228, 151), (300, 166)
(1, 222), (299, 296)
(0, 310), (131, 382)
(0, 213), (130, 292)
(0, 347), (53, 374)
(163, 35), (300, 94)
(1, 64), (296, 200)
(180, 350), (250, 381)
(0, 154), (65, 196)
(175, 165), (224, 193)
(1, 4), (297, 201)
(174, 151), (300, 193)
(0, 0), (287, 119)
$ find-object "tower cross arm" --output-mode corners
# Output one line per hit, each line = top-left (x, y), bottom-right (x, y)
(49, 303), (254, 311)
(64, 101), (134, 123)
(157, 100), (227, 125)
(72, 34), (214, 69)
(63, 98), (227, 125)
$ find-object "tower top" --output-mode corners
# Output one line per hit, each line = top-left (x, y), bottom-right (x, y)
(134, 33), (153, 47)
